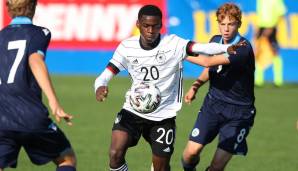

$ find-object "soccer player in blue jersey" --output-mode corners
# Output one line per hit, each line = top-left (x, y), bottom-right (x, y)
(181, 3), (256, 171)
(0, 0), (76, 171)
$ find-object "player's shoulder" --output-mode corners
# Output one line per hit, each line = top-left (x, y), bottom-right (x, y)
(160, 34), (189, 46)
(240, 37), (252, 47)
(119, 35), (139, 48)
(31, 25), (52, 38)
(0, 26), (6, 36)
(237, 36), (253, 53)
(161, 34), (183, 41)
(0, 25), (13, 35)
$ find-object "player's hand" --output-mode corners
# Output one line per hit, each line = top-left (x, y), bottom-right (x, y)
(227, 40), (247, 55)
(184, 86), (198, 104)
(49, 101), (73, 126)
(96, 86), (109, 102)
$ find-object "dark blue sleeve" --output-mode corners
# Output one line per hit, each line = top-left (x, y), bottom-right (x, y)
(28, 28), (51, 56)
(228, 44), (252, 67)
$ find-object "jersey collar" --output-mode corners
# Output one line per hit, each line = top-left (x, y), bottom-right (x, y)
(10, 17), (32, 25)
(220, 33), (241, 45)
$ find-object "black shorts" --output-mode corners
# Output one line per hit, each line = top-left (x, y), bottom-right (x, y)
(0, 123), (72, 168)
(189, 95), (256, 155)
(113, 109), (176, 157)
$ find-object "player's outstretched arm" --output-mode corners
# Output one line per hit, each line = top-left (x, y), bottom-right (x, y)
(186, 54), (230, 67)
(191, 40), (246, 55)
(187, 40), (246, 67)
(29, 53), (73, 126)
(184, 68), (209, 104)
(191, 42), (230, 55)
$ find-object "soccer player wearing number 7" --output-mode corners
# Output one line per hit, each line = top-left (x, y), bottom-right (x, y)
(94, 4), (243, 171)
(0, 1), (76, 171)
(181, 3), (256, 171)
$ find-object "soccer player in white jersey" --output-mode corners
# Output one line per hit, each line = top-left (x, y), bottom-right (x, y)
(0, 1), (76, 171)
(94, 5), (242, 171)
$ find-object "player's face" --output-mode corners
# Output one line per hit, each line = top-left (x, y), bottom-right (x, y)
(137, 15), (162, 45)
(218, 16), (240, 44)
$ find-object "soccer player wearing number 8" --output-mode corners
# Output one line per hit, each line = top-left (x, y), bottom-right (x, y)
(0, 1), (76, 171)
(181, 3), (256, 171)
(94, 4), (244, 171)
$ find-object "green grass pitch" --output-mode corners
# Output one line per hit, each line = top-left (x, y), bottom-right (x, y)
(6, 76), (298, 171)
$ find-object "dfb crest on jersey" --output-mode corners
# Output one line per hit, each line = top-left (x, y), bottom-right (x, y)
(156, 51), (166, 64)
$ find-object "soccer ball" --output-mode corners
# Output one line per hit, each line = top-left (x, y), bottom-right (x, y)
(129, 82), (161, 114)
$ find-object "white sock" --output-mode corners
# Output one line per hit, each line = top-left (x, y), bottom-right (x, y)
(110, 163), (128, 171)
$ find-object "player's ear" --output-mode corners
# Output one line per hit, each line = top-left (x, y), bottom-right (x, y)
(136, 20), (140, 29)
(238, 21), (241, 28)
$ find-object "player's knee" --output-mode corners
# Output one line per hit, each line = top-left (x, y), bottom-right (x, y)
(65, 155), (77, 166)
(109, 148), (125, 164)
(183, 147), (201, 161)
(184, 141), (203, 159)
(54, 150), (77, 167)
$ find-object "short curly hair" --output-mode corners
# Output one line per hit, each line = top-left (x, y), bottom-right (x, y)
(216, 3), (242, 26)
(138, 5), (162, 20)
(6, 0), (37, 19)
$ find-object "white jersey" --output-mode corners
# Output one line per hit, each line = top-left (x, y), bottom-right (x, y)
(110, 34), (189, 121)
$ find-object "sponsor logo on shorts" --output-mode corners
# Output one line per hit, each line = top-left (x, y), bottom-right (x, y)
(234, 143), (238, 150)
(163, 147), (171, 153)
(114, 114), (122, 124)
(48, 123), (57, 131)
(191, 128), (200, 137)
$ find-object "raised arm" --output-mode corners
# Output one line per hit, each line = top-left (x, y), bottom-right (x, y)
(29, 53), (73, 126)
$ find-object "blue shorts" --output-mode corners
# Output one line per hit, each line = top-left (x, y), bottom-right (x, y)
(0, 123), (72, 169)
(189, 95), (256, 155)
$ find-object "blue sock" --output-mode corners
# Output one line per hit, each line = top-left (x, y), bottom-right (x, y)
(56, 166), (76, 171)
(181, 157), (199, 171)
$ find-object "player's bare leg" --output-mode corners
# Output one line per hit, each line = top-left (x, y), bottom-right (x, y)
(151, 154), (171, 171)
(182, 141), (204, 171)
(0, 168), (3, 171)
(53, 149), (77, 170)
(207, 148), (232, 171)
(109, 130), (131, 170)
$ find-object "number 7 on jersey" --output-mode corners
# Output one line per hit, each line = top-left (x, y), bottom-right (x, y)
(0, 40), (26, 84)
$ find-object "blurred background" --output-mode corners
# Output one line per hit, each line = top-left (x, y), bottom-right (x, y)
(1, 0), (297, 83)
